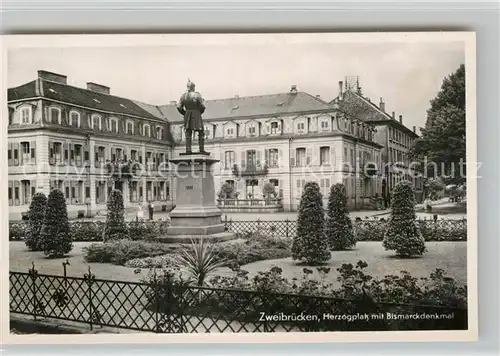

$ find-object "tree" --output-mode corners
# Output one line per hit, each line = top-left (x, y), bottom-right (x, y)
(24, 192), (47, 251)
(262, 182), (276, 201)
(40, 189), (73, 257)
(292, 182), (331, 265)
(383, 181), (426, 257)
(326, 183), (356, 250)
(104, 189), (128, 241)
(411, 64), (466, 185)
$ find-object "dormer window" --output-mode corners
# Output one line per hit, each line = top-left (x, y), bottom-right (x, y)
(126, 120), (134, 134)
(93, 98), (101, 104)
(156, 126), (163, 140)
(232, 105), (239, 110)
(120, 104), (127, 108)
(90, 114), (102, 130)
(320, 120), (329, 130)
(226, 128), (234, 136)
(277, 102), (284, 107)
(49, 107), (62, 124)
(297, 122), (305, 131)
(48, 88), (57, 94)
(270, 122), (279, 134)
(69, 111), (81, 127)
(19, 106), (32, 124)
(109, 117), (119, 132)
(248, 125), (256, 136)
(143, 124), (151, 137)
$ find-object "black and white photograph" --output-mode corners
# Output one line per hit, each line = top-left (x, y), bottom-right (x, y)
(3, 33), (477, 342)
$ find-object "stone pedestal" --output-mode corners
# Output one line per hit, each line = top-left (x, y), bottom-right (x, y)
(164, 153), (235, 243)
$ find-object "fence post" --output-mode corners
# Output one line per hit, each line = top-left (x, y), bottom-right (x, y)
(153, 270), (161, 333)
(84, 266), (96, 331)
(28, 262), (39, 321)
(62, 259), (70, 288)
(285, 219), (289, 238)
(257, 218), (261, 234)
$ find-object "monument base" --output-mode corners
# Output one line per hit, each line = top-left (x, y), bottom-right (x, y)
(161, 153), (236, 243)
(159, 232), (236, 244)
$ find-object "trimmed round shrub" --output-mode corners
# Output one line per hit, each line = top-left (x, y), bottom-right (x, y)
(25, 192), (48, 251)
(383, 181), (426, 257)
(326, 183), (356, 250)
(292, 182), (331, 265)
(40, 189), (73, 257)
(104, 189), (128, 241)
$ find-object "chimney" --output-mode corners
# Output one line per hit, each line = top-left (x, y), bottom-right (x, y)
(399, 115), (403, 124)
(290, 85), (298, 93)
(169, 100), (177, 105)
(87, 82), (110, 95)
(392, 111), (395, 119)
(316, 94), (321, 99)
(413, 126), (416, 133)
(37, 70), (67, 84)
(379, 97), (385, 112)
(338, 81), (343, 99)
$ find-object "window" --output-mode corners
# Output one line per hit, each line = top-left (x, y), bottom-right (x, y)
(320, 178), (330, 196)
(20, 107), (32, 124)
(74, 144), (83, 166)
(226, 128), (234, 136)
(350, 148), (355, 167)
(21, 142), (31, 164)
(49, 142), (63, 165)
(130, 181), (138, 202)
(267, 149), (279, 168)
(270, 122), (279, 134)
(204, 125), (212, 139)
(91, 115), (102, 130)
(320, 146), (330, 166)
(246, 150), (257, 168)
(49, 107), (61, 124)
(225, 180), (235, 187)
(143, 124), (151, 137)
(131, 149), (137, 161)
(126, 120), (134, 134)
(320, 120), (329, 130)
(296, 179), (306, 197)
(297, 122), (305, 131)
(269, 179), (279, 187)
(224, 151), (235, 169)
(109, 117), (118, 132)
(248, 125), (256, 136)
(296, 148), (306, 167)
(156, 127), (163, 140)
(69, 111), (80, 127)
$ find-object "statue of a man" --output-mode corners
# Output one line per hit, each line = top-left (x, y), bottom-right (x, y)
(177, 80), (206, 154)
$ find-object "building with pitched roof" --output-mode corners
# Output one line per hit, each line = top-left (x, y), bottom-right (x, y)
(164, 85), (384, 212)
(330, 78), (424, 204)
(8, 70), (175, 220)
(9, 71), (422, 218)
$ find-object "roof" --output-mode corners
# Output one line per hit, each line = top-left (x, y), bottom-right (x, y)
(158, 91), (334, 123)
(332, 89), (419, 137)
(8, 79), (166, 122)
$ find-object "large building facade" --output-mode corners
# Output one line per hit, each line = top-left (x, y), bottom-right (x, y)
(8, 70), (175, 220)
(162, 85), (384, 212)
(8, 71), (421, 219)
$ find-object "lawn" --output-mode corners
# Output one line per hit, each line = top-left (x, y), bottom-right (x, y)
(9, 240), (467, 286)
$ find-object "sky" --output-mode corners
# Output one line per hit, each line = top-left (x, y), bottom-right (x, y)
(7, 39), (465, 130)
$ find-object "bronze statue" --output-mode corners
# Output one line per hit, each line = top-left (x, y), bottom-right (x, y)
(177, 80), (206, 154)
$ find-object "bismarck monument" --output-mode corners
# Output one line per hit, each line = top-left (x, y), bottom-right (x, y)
(165, 80), (235, 242)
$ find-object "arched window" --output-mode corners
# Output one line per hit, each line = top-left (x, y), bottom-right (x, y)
(125, 119), (135, 134)
(49, 107), (62, 124)
(90, 114), (102, 130)
(69, 111), (81, 127)
(143, 124), (151, 137)
(109, 117), (119, 132)
(19, 106), (32, 124)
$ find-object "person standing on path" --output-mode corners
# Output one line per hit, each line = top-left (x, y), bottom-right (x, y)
(137, 203), (144, 221)
(149, 201), (154, 220)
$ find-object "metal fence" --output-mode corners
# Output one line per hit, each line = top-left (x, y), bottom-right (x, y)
(10, 266), (467, 333)
(222, 217), (468, 241)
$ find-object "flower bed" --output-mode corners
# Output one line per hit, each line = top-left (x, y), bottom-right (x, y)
(9, 219), (171, 242)
(353, 219), (467, 242)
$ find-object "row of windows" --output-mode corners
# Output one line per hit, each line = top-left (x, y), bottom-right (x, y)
(223, 178), (280, 199)
(343, 144), (381, 171)
(16, 105), (165, 139)
(47, 141), (169, 169)
(186, 117), (375, 141)
(389, 127), (415, 148)
(7, 141), (36, 166)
